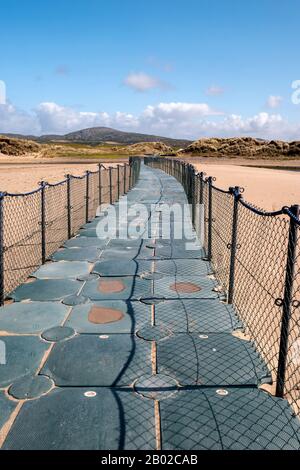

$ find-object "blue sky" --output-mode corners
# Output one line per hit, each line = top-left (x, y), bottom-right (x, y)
(1, 0), (300, 139)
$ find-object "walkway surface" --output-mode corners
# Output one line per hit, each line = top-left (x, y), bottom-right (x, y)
(0, 163), (300, 450)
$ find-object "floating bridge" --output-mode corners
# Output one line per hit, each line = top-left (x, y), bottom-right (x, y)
(0, 162), (299, 450)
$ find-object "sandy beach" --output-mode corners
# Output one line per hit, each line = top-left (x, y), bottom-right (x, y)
(0, 159), (126, 194)
(191, 160), (300, 211)
(0, 155), (299, 210)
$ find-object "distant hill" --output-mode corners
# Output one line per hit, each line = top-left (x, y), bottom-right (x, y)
(4, 127), (191, 148)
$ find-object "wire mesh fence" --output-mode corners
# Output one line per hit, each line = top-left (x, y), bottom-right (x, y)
(0, 158), (141, 302)
(145, 156), (300, 417)
(45, 181), (69, 259)
(1, 189), (42, 297)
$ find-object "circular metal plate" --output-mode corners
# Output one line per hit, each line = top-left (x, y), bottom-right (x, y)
(140, 296), (166, 305)
(137, 324), (172, 342)
(62, 294), (87, 306)
(8, 375), (53, 400)
(134, 374), (178, 400)
(41, 326), (75, 342)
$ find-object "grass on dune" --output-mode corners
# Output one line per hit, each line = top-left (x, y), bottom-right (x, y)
(46, 142), (124, 149)
(49, 152), (129, 159)
(42, 142), (130, 159)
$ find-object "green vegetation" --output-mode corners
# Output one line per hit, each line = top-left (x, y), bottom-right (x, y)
(49, 151), (129, 160)
(45, 142), (124, 149)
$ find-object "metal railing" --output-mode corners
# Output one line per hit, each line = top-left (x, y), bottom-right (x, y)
(0, 157), (141, 302)
(145, 156), (300, 416)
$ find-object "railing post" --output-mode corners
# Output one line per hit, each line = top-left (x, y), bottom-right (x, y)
(109, 167), (113, 204)
(134, 160), (138, 185)
(186, 165), (190, 199)
(186, 165), (189, 194)
(207, 176), (213, 261)
(188, 164), (192, 204)
(98, 164), (102, 209)
(185, 165), (187, 193)
(85, 171), (90, 223)
(134, 159), (138, 185)
(117, 165), (120, 200)
(0, 192), (5, 306)
(66, 175), (72, 238)
(132, 161), (134, 187)
(199, 172), (204, 205)
(39, 182), (46, 264)
(124, 165), (127, 194)
(228, 186), (241, 304)
(183, 164), (186, 192)
(276, 204), (300, 398)
(191, 167), (196, 226)
(129, 162), (132, 189)
(180, 162), (183, 186)
(190, 166), (193, 203)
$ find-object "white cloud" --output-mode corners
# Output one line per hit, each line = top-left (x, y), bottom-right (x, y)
(1, 100), (300, 141)
(0, 103), (40, 134)
(206, 85), (224, 96)
(35, 102), (111, 134)
(266, 95), (283, 109)
(139, 102), (222, 137)
(195, 113), (284, 138)
(139, 108), (291, 140)
(123, 72), (169, 92)
(142, 102), (219, 118)
(0, 80), (6, 105)
(34, 101), (220, 136)
(114, 111), (139, 129)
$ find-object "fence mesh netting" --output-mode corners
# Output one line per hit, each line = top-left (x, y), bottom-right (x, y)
(146, 156), (300, 418)
(2, 190), (42, 296)
(0, 159), (140, 299)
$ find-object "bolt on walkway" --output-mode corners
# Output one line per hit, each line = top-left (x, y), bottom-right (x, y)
(0, 163), (300, 450)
